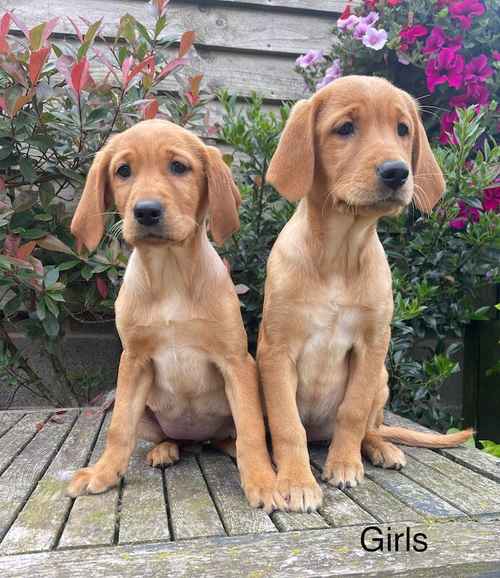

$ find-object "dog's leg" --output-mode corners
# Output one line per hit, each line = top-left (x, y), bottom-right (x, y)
(259, 348), (323, 512)
(213, 437), (237, 458)
(223, 354), (285, 513)
(136, 409), (181, 467)
(322, 338), (389, 489)
(67, 352), (153, 496)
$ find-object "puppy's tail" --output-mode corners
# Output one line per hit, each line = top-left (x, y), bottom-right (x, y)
(378, 425), (474, 448)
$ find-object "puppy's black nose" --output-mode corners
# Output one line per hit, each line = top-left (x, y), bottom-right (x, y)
(133, 200), (163, 226)
(377, 161), (409, 190)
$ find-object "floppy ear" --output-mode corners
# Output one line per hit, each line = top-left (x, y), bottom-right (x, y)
(71, 149), (111, 252)
(266, 99), (316, 201)
(411, 106), (445, 213)
(205, 146), (241, 246)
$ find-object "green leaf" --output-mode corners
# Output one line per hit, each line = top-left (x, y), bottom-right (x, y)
(42, 312), (60, 337)
(44, 268), (59, 288)
(3, 294), (22, 317)
(19, 157), (37, 183)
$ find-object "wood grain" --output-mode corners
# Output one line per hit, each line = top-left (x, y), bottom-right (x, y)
(0, 410), (104, 555)
(0, 412), (24, 439)
(2, 520), (500, 577)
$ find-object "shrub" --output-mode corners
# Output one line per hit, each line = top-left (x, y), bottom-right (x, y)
(295, 0), (499, 143)
(0, 5), (210, 406)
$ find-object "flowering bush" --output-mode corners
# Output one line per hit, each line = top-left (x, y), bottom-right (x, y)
(0, 3), (210, 405)
(296, 0), (499, 144)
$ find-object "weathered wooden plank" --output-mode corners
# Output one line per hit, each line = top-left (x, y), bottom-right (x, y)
(404, 445), (500, 498)
(271, 510), (328, 531)
(58, 413), (119, 549)
(0, 411), (78, 542)
(385, 411), (500, 484)
(0, 410), (104, 555)
(2, 520), (500, 577)
(164, 452), (225, 539)
(198, 449), (277, 535)
(309, 445), (423, 523)
(317, 478), (377, 527)
(12, 0), (333, 55)
(403, 454), (500, 515)
(0, 412), (50, 476)
(118, 440), (170, 545)
(202, 0), (348, 13)
(364, 462), (464, 520)
(0, 412), (24, 438)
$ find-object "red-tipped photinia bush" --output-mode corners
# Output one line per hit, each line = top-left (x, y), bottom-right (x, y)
(0, 7), (212, 405)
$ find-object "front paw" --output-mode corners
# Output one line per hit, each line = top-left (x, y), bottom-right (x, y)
(66, 464), (122, 497)
(322, 456), (364, 489)
(242, 468), (284, 514)
(276, 469), (323, 512)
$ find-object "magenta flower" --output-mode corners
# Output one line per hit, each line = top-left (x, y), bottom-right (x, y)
(423, 27), (462, 55)
(425, 47), (464, 92)
(337, 15), (360, 31)
(493, 51), (500, 61)
(449, 200), (481, 229)
(400, 24), (428, 46)
(449, 0), (485, 30)
(483, 186), (500, 212)
(464, 54), (493, 83)
(439, 110), (459, 145)
(296, 49), (324, 68)
(362, 27), (388, 50)
(316, 59), (343, 90)
(361, 11), (380, 26)
(450, 81), (490, 108)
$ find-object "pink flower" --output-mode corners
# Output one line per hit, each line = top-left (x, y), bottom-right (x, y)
(493, 51), (500, 61)
(296, 50), (324, 68)
(450, 82), (490, 108)
(449, 0), (485, 30)
(316, 59), (343, 90)
(449, 200), (481, 229)
(464, 54), (493, 83)
(361, 11), (380, 26)
(353, 21), (370, 39)
(425, 47), (464, 92)
(362, 27), (388, 50)
(482, 186), (500, 212)
(387, 0), (402, 5)
(337, 15), (359, 31)
(400, 24), (428, 46)
(439, 110), (458, 144)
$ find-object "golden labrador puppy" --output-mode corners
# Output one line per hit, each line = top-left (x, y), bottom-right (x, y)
(67, 119), (280, 512)
(258, 76), (472, 512)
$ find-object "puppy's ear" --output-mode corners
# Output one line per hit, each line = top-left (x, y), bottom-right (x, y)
(411, 104), (445, 213)
(71, 148), (112, 252)
(267, 99), (316, 201)
(205, 146), (241, 246)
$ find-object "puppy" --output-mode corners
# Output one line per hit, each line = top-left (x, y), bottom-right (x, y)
(258, 76), (472, 512)
(67, 119), (280, 512)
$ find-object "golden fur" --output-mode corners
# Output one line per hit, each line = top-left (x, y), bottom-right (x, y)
(67, 119), (281, 512)
(258, 76), (472, 512)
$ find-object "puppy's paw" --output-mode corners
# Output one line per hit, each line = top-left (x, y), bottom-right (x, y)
(365, 441), (406, 470)
(243, 470), (284, 514)
(322, 457), (364, 489)
(276, 471), (323, 512)
(146, 441), (180, 467)
(66, 465), (121, 497)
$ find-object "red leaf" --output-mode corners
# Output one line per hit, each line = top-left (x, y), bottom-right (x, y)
(41, 17), (59, 45)
(124, 55), (155, 90)
(340, 3), (351, 20)
(96, 275), (108, 299)
(16, 240), (37, 261)
(0, 36), (9, 54)
(29, 47), (50, 85)
(35, 421), (45, 432)
(157, 57), (186, 80)
(0, 176), (5, 192)
(178, 30), (195, 58)
(0, 12), (11, 36)
(0, 97), (5, 112)
(11, 93), (32, 117)
(70, 57), (90, 95)
(143, 98), (159, 120)
(49, 414), (65, 424)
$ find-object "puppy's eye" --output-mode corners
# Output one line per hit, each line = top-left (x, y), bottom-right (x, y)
(335, 122), (354, 136)
(170, 161), (189, 175)
(116, 164), (131, 178)
(398, 122), (409, 137)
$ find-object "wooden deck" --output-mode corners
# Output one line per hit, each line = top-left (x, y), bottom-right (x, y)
(0, 410), (499, 577)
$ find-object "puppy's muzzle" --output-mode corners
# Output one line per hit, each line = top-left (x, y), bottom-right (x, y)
(133, 200), (164, 227)
(376, 161), (409, 191)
